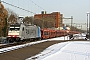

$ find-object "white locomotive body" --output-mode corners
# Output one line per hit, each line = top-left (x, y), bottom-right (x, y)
(7, 23), (41, 42)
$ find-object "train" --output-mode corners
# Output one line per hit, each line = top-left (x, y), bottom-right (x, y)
(7, 23), (80, 43)
(41, 28), (80, 39)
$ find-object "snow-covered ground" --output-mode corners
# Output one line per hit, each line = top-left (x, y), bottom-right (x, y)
(26, 33), (90, 60)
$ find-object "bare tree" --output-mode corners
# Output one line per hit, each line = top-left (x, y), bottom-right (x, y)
(6, 8), (18, 25)
(23, 16), (34, 25)
(41, 17), (55, 28)
(33, 16), (55, 28)
(34, 19), (42, 27)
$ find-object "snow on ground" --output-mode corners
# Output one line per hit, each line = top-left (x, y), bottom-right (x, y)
(26, 33), (90, 60)
(26, 41), (90, 60)
(26, 42), (69, 60)
(42, 41), (90, 60)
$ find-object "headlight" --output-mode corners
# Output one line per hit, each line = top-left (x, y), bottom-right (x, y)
(8, 36), (11, 37)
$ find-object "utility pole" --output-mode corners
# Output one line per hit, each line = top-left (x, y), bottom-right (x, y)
(42, 14), (44, 28)
(71, 16), (73, 30)
(86, 12), (90, 40)
(86, 13), (88, 34)
(63, 16), (73, 30)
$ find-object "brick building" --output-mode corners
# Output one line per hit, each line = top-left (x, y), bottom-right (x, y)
(34, 12), (63, 28)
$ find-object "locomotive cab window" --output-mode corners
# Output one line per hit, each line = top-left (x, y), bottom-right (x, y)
(22, 27), (24, 31)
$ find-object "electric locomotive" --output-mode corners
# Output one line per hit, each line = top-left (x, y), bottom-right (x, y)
(7, 23), (41, 42)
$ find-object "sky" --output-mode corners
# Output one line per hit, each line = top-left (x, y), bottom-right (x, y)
(1, 0), (90, 24)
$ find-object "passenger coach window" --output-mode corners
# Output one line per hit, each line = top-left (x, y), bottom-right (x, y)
(44, 31), (49, 35)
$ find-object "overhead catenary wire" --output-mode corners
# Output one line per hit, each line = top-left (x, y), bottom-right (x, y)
(1, 1), (36, 14)
(29, 0), (46, 11)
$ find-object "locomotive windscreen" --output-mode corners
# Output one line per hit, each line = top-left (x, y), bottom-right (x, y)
(9, 24), (20, 30)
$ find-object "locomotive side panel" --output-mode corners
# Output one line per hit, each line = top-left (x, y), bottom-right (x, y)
(22, 25), (41, 41)
(26, 26), (36, 39)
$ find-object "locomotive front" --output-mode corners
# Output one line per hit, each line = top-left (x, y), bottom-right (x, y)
(7, 24), (21, 42)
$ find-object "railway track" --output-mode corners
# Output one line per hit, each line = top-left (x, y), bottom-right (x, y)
(0, 42), (23, 49)
(0, 39), (40, 49)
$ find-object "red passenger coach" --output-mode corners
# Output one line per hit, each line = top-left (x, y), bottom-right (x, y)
(49, 30), (56, 38)
(41, 29), (50, 39)
(41, 28), (80, 40)
(60, 30), (67, 36)
(56, 30), (67, 37)
(56, 30), (60, 37)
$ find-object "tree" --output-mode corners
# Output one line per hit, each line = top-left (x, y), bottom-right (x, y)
(7, 8), (18, 25)
(41, 17), (55, 28)
(33, 16), (55, 28)
(23, 16), (34, 25)
(34, 19), (42, 27)
(0, 2), (8, 37)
